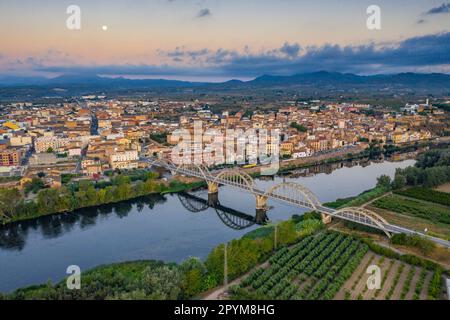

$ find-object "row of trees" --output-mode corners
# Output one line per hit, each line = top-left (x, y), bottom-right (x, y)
(0, 172), (174, 223)
(375, 148), (450, 190)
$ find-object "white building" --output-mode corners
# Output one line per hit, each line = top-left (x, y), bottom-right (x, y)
(109, 149), (139, 170)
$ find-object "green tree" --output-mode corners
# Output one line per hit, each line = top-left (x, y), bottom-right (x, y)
(143, 265), (182, 299)
(0, 188), (22, 219)
(180, 257), (207, 298)
(205, 244), (225, 284)
(391, 174), (407, 190)
(37, 188), (69, 214)
(377, 175), (392, 189)
(25, 177), (45, 195)
(290, 122), (307, 132)
(277, 220), (297, 245)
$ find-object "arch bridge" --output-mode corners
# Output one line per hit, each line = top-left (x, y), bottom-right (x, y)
(145, 158), (450, 246)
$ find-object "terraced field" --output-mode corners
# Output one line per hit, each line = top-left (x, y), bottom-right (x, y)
(335, 253), (434, 300)
(229, 232), (440, 300)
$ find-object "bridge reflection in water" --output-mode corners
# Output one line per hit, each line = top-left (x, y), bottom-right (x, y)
(177, 192), (268, 230)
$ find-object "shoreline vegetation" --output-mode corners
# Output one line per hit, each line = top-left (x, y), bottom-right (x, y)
(0, 171), (207, 226)
(270, 139), (448, 175)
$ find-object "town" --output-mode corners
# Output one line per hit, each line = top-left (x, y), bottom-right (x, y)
(0, 97), (447, 191)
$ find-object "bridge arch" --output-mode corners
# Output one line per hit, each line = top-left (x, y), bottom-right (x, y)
(213, 169), (255, 192)
(215, 209), (255, 230)
(332, 207), (391, 238)
(177, 194), (209, 213)
(175, 163), (211, 181)
(264, 182), (322, 210)
(145, 158), (170, 168)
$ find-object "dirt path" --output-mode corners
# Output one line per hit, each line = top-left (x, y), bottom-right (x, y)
(375, 259), (398, 300)
(363, 192), (392, 208)
(202, 261), (269, 300)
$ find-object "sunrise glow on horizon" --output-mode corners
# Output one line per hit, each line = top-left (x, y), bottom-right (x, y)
(0, 0), (449, 80)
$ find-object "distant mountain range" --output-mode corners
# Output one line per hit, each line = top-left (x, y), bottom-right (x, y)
(0, 71), (449, 96)
(0, 74), (206, 88)
(249, 71), (450, 86)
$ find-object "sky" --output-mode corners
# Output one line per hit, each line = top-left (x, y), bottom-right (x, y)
(0, 0), (449, 81)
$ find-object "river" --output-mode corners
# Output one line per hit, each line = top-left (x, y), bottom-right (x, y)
(0, 157), (415, 292)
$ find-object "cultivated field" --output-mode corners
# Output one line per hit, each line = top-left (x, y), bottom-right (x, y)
(369, 187), (450, 241)
(228, 232), (442, 300)
(335, 252), (433, 300)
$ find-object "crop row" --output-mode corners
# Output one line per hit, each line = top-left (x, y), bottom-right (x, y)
(400, 267), (416, 300)
(413, 269), (427, 300)
(394, 187), (450, 207)
(259, 234), (339, 293)
(386, 263), (405, 300)
(312, 237), (356, 278)
(306, 243), (368, 300)
(248, 234), (330, 291)
(303, 234), (347, 276)
(293, 233), (340, 274)
(269, 236), (314, 266)
(296, 240), (362, 300)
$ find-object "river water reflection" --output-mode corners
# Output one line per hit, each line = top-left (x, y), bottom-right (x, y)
(0, 157), (415, 292)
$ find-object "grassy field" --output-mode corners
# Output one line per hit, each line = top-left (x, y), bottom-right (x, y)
(368, 206), (450, 241)
(227, 232), (444, 300)
(324, 186), (388, 209)
(372, 195), (450, 225)
(394, 187), (450, 206)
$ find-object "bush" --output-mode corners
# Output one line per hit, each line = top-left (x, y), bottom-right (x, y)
(428, 268), (443, 300)
(391, 234), (436, 255)
(295, 219), (324, 237)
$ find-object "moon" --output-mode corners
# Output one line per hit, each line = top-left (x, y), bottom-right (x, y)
(102, 25), (108, 31)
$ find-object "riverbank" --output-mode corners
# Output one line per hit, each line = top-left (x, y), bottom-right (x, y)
(243, 138), (449, 177)
(0, 177), (206, 226)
